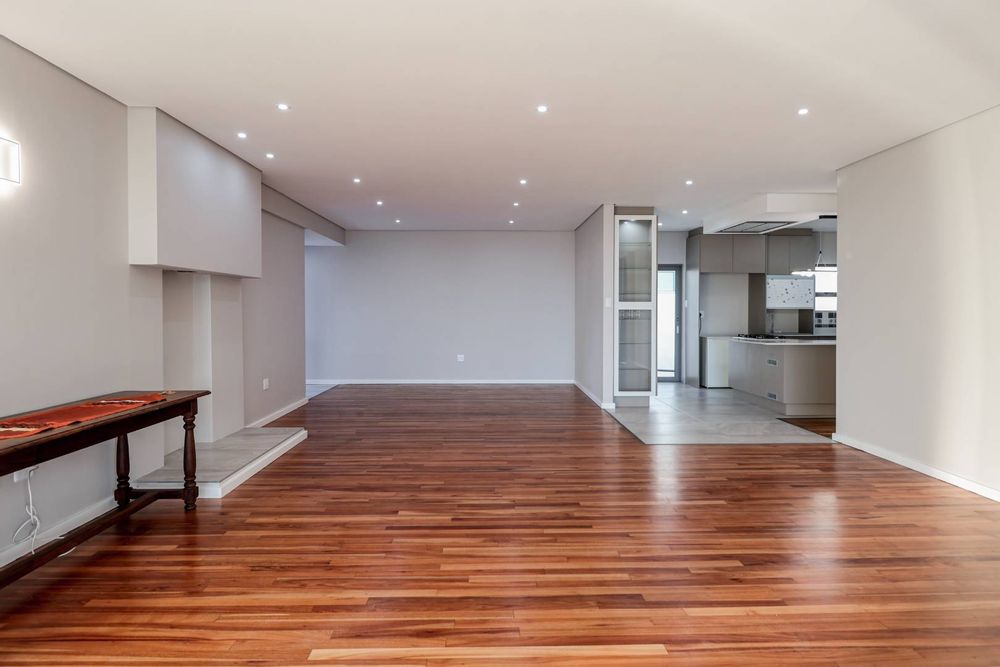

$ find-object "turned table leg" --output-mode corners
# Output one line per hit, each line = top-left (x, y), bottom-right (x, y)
(114, 434), (131, 507)
(182, 410), (198, 511)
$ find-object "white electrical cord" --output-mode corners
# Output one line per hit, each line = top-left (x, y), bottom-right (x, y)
(13, 472), (41, 553)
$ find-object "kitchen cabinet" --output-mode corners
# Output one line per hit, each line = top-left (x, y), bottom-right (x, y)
(766, 236), (791, 274)
(695, 234), (766, 273)
(684, 237), (701, 387)
(700, 234), (733, 273)
(732, 235), (766, 273)
(816, 231), (837, 265)
(789, 236), (818, 272)
(729, 339), (836, 416)
(700, 337), (731, 388)
(767, 235), (817, 274)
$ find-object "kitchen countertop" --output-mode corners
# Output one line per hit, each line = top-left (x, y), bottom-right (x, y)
(730, 337), (836, 346)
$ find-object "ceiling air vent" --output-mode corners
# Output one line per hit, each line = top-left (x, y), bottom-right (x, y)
(703, 193), (837, 235)
(718, 221), (796, 234)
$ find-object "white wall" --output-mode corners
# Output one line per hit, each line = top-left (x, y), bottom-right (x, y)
(209, 276), (245, 437)
(657, 231), (687, 266)
(306, 231), (575, 382)
(837, 104), (1000, 499)
(162, 272), (212, 446)
(574, 206), (609, 405)
(243, 213), (306, 425)
(161, 272), (245, 447)
(0, 37), (164, 563)
(128, 108), (262, 278)
(263, 185), (344, 245)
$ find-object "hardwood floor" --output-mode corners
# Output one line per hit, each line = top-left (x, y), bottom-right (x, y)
(778, 417), (837, 439)
(2, 385), (1000, 665)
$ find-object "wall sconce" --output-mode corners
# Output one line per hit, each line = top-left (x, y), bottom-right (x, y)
(0, 136), (21, 184)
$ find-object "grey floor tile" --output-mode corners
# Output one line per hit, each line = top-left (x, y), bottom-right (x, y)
(608, 383), (832, 446)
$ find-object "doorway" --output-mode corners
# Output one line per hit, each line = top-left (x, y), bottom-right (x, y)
(656, 265), (682, 385)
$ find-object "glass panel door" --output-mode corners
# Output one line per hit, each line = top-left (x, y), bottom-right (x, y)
(618, 309), (652, 391)
(617, 218), (653, 302)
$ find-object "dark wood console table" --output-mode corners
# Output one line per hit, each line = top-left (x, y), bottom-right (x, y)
(0, 390), (209, 588)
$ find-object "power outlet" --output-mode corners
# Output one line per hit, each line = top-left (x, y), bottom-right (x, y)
(262, 377), (270, 391)
(13, 466), (38, 483)
(456, 354), (465, 363)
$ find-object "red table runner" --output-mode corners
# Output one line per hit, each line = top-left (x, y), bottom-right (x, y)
(0, 393), (167, 440)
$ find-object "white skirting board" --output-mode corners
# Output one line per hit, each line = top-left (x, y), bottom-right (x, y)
(574, 381), (616, 410)
(833, 431), (1000, 503)
(245, 397), (308, 428)
(307, 379), (574, 385)
(0, 496), (116, 567)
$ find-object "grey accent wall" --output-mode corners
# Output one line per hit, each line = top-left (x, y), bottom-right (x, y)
(837, 104), (1000, 498)
(306, 231), (575, 383)
(243, 213), (306, 424)
(0, 37), (164, 563)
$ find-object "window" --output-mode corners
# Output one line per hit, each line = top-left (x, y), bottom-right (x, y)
(794, 267), (837, 312)
(814, 267), (837, 311)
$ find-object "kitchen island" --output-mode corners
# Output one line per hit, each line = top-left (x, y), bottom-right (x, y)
(729, 337), (836, 416)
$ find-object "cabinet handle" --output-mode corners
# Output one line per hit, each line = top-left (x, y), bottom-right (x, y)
(766, 359), (778, 366)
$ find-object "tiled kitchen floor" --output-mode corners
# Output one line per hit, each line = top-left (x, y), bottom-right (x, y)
(610, 382), (832, 445)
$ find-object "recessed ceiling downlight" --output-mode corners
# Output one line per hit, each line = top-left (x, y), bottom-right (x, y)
(265, 153), (275, 159)
(536, 105), (548, 113)
(376, 200), (383, 206)
(798, 107), (809, 116)
(509, 220), (515, 224)
(519, 179), (527, 185)
(353, 177), (361, 184)
(395, 219), (401, 224)
(682, 209), (688, 215)
(685, 179), (693, 185)
(513, 202), (519, 207)
(276, 103), (290, 111)
(237, 132), (247, 139)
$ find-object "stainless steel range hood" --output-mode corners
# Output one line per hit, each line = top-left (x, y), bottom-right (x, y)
(703, 193), (837, 234)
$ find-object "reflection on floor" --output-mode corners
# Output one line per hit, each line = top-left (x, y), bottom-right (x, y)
(611, 382), (832, 445)
(306, 383), (336, 399)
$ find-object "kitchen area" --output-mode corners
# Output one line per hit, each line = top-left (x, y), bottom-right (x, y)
(611, 194), (838, 445)
(693, 223), (838, 417)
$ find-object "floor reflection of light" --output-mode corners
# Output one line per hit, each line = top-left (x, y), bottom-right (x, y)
(793, 490), (843, 586)
(650, 444), (678, 501)
(809, 490), (840, 532)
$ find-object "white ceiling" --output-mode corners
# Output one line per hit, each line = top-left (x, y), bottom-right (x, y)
(3, 0), (1000, 231)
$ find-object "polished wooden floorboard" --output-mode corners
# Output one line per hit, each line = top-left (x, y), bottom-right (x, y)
(779, 417), (837, 439)
(2, 385), (1000, 665)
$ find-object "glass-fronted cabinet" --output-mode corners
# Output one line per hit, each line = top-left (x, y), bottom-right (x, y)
(614, 215), (657, 396)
